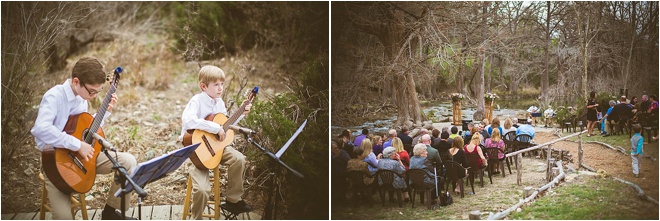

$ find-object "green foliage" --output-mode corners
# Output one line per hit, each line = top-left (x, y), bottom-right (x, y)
(166, 2), (249, 59)
(241, 58), (328, 219)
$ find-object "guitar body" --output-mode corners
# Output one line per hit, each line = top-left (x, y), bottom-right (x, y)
(42, 112), (104, 195)
(185, 114), (234, 170)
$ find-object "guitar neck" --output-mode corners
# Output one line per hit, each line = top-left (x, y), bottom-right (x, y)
(222, 100), (250, 131)
(84, 85), (117, 143)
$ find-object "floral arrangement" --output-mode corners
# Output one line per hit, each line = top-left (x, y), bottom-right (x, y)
(450, 93), (465, 101)
(485, 92), (500, 101)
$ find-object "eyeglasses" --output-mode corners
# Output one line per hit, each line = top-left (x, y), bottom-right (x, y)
(82, 84), (102, 96)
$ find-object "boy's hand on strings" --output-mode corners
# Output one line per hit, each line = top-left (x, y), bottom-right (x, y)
(108, 93), (118, 112)
(217, 128), (226, 142)
(78, 142), (94, 161)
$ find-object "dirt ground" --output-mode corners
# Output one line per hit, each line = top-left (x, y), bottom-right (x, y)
(533, 132), (659, 201)
(1, 35), (286, 214)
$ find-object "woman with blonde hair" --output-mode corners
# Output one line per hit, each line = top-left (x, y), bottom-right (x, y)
(502, 117), (517, 136)
(464, 132), (487, 169)
(391, 137), (410, 170)
(371, 135), (384, 157)
(361, 139), (379, 175)
(484, 129), (505, 174)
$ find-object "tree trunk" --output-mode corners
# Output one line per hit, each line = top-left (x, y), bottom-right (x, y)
(543, 1), (551, 107)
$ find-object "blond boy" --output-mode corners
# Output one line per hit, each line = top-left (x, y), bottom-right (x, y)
(179, 65), (252, 218)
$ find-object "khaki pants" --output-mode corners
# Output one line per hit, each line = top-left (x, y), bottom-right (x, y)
(189, 145), (245, 220)
(44, 151), (137, 220)
(632, 154), (642, 175)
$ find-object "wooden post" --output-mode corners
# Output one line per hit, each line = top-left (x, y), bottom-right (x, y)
(523, 186), (534, 198)
(452, 100), (462, 126)
(516, 154), (522, 185)
(552, 167), (560, 178)
(578, 133), (583, 170)
(546, 158), (555, 182)
(469, 210), (481, 220)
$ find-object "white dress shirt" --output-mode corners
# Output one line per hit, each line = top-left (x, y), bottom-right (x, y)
(179, 92), (244, 141)
(31, 79), (111, 151)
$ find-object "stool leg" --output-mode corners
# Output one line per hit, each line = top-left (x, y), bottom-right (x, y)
(40, 184), (48, 220)
(78, 193), (88, 220)
(182, 175), (193, 220)
(213, 167), (221, 220)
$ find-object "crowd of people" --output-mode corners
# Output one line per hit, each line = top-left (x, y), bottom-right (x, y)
(331, 116), (537, 206)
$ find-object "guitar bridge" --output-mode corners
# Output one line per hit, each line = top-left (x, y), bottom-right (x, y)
(201, 135), (216, 156)
(69, 152), (87, 174)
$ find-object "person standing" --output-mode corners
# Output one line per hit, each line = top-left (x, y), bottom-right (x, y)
(586, 91), (599, 137)
(630, 125), (644, 178)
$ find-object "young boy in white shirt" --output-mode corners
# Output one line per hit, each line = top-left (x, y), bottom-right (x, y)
(179, 65), (252, 217)
(31, 57), (137, 220)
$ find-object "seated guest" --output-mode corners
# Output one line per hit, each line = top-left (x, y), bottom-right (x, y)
(449, 126), (460, 140)
(464, 132), (487, 169)
(391, 137), (410, 170)
(431, 128), (442, 146)
(383, 129), (397, 148)
(409, 144), (436, 189)
(601, 100), (616, 136)
(412, 128), (429, 145)
(432, 131), (452, 161)
(478, 122), (490, 140)
(331, 140), (351, 203)
(372, 135), (384, 157)
(512, 117), (520, 128)
(361, 139), (379, 176)
(339, 129), (355, 158)
(448, 137), (468, 194)
(464, 122), (475, 138)
(397, 126), (414, 154)
(377, 147), (408, 191)
(346, 147), (374, 185)
(487, 118), (503, 136)
(608, 96), (633, 135)
(354, 128), (369, 148)
(502, 117), (517, 135)
(516, 119), (536, 139)
(484, 129), (505, 174)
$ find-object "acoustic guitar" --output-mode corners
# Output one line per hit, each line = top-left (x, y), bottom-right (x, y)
(42, 67), (123, 195)
(183, 86), (259, 170)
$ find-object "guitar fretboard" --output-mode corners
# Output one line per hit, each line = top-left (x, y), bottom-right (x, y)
(83, 84), (117, 144)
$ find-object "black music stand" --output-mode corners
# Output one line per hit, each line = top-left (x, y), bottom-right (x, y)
(114, 143), (201, 220)
(243, 120), (306, 220)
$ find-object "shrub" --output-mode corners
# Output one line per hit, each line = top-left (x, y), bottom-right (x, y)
(241, 58), (328, 219)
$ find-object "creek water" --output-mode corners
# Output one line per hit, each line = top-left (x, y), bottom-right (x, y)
(331, 99), (532, 137)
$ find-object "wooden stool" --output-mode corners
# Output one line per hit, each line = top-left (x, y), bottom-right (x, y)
(182, 167), (221, 220)
(38, 173), (89, 220)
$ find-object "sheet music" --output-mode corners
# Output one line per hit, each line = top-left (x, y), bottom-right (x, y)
(114, 143), (200, 197)
(275, 120), (307, 158)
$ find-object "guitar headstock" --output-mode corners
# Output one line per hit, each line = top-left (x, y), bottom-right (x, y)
(111, 67), (122, 85)
(245, 86), (259, 102)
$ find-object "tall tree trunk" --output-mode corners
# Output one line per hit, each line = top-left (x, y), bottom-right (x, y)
(487, 56), (492, 92)
(543, 1), (551, 107)
(474, 2), (487, 121)
(625, 1), (636, 91)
